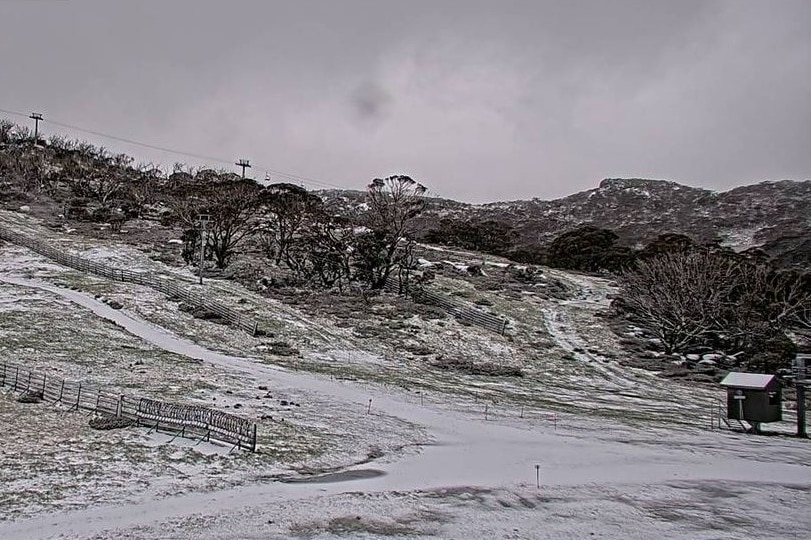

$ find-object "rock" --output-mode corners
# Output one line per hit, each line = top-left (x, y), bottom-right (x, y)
(106, 299), (123, 310)
(269, 341), (299, 356)
(404, 344), (433, 356)
(16, 391), (43, 403)
(702, 353), (724, 361)
(686, 354), (701, 361)
(19, 205), (30, 212)
(258, 385), (268, 391)
(660, 368), (692, 378)
(89, 414), (134, 430)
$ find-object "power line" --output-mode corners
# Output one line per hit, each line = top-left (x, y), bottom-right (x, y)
(0, 105), (445, 199)
(0, 106), (345, 191)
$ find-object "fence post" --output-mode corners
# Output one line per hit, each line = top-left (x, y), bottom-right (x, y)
(41, 374), (47, 394)
(135, 398), (143, 427)
(1, 362), (6, 386)
(252, 424), (258, 452)
(74, 383), (82, 411)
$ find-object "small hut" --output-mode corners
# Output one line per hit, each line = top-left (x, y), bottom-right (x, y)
(720, 372), (782, 432)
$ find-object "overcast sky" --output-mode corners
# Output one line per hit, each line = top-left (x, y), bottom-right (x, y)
(1, 0), (809, 202)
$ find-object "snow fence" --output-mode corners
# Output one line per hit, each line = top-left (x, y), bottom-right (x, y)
(0, 360), (257, 451)
(384, 279), (509, 335)
(0, 226), (259, 335)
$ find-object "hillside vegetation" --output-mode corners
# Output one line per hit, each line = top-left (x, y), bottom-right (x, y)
(1, 118), (809, 377)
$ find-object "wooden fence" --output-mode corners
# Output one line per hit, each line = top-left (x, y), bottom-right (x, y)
(0, 225), (259, 335)
(384, 279), (509, 335)
(0, 360), (257, 451)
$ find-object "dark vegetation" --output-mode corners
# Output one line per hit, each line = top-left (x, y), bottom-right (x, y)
(1, 118), (808, 376)
(0, 120), (427, 294)
(417, 176), (811, 270)
(612, 244), (810, 374)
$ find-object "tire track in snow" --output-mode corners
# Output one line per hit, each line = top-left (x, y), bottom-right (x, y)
(540, 276), (713, 420)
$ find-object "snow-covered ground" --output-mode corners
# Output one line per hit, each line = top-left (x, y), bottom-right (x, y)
(1, 215), (810, 539)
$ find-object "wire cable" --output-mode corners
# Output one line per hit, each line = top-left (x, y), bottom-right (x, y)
(0, 105), (444, 198)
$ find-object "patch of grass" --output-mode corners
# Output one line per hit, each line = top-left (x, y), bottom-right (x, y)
(431, 356), (524, 377)
(289, 515), (423, 538)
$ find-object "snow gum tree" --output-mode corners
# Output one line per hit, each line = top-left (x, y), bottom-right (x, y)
(355, 175), (427, 290)
(167, 172), (267, 269)
(616, 249), (811, 368)
(617, 250), (737, 354)
(260, 183), (324, 266)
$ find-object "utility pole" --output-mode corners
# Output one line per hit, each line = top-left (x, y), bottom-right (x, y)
(29, 113), (43, 144)
(235, 159), (251, 178)
(794, 354), (809, 438)
(198, 214), (210, 285)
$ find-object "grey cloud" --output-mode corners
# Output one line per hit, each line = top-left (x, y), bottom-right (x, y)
(1, 0), (808, 202)
(349, 82), (393, 124)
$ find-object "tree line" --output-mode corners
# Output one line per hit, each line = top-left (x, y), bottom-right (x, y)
(2, 119), (808, 371)
(1, 120), (428, 292)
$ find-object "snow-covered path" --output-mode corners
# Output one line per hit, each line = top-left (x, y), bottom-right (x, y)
(1, 276), (810, 539)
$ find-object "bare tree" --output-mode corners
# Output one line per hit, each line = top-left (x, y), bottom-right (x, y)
(616, 250), (738, 354)
(166, 173), (267, 269)
(0, 119), (15, 143)
(282, 215), (355, 289)
(0, 145), (58, 195)
(66, 152), (132, 205)
(356, 175), (427, 289)
(205, 179), (267, 268)
(722, 264), (811, 349)
(260, 183), (323, 265)
(618, 250), (811, 362)
(123, 169), (160, 219)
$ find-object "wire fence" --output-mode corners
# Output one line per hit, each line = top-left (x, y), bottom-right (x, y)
(385, 279), (509, 335)
(0, 225), (259, 335)
(0, 222), (508, 335)
(0, 360), (257, 451)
